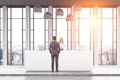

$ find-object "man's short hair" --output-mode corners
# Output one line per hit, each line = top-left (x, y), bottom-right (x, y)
(53, 36), (56, 40)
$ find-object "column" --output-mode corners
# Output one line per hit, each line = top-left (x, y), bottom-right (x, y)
(48, 6), (53, 46)
(117, 6), (120, 67)
(3, 6), (8, 65)
(26, 6), (30, 50)
(71, 8), (76, 50)
(93, 6), (99, 66)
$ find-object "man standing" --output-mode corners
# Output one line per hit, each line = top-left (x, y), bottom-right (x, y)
(49, 36), (60, 72)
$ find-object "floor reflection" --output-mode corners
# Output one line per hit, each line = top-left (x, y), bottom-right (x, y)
(25, 76), (92, 80)
(92, 76), (120, 80)
(0, 76), (120, 80)
(0, 76), (25, 80)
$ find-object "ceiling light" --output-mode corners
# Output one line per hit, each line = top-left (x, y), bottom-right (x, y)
(73, 4), (82, 13)
(56, 8), (64, 16)
(34, 5), (42, 13)
(44, 12), (53, 19)
(66, 14), (74, 22)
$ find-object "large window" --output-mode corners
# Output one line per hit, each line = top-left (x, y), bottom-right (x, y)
(98, 8), (117, 65)
(0, 7), (117, 66)
(30, 7), (117, 65)
(76, 8), (91, 50)
(30, 8), (72, 50)
(55, 8), (68, 50)
(7, 8), (26, 65)
(30, 8), (45, 50)
(75, 8), (117, 65)
(0, 8), (3, 65)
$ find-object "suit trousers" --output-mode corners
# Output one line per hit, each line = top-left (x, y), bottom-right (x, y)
(51, 54), (59, 71)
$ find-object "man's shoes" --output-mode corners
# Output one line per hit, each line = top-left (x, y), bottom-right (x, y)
(56, 70), (59, 72)
(52, 70), (54, 72)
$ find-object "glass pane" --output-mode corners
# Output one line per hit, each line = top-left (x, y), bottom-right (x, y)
(23, 8), (26, 18)
(98, 19), (102, 30)
(102, 52), (109, 65)
(114, 43), (116, 52)
(46, 20), (48, 30)
(12, 19), (22, 52)
(67, 8), (71, 14)
(68, 22), (71, 30)
(11, 19), (22, 65)
(79, 19), (90, 49)
(91, 30), (93, 42)
(12, 8), (22, 18)
(76, 31), (78, 42)
(30, 31), (34, 42)
(30, 42), (34, 50)
(102, 8), (112, 18)
(30, 8), (33, 18)
(102, 19), (112, 52)
(76, 31), (79, 49)
(8, 8), (11, 18)
(91, 43), (93, 51)
(46, 42), (48, 50)
(76, 19), (78, 30)
(53, 19), (56, 30)
(68, 42), (71, 50)
(98, 54), (101, 65)
(23, 43), (26, 51)
(8, 19), (11, 30)
(114, 8), (116, 18)
(46, 31), (48, 42)
(57, 19), (67, 50)
(8, 44), (12, 65)
(97, 8), (117, 65)
(98, 43), (101, 53)
(0, 31), (3, 42)
(113, 54), (117, 65)
(8, 31), (11, 42)
(23, 19), (26, 30)
(34, 19), (44, 50)
(80, 8), (90, 18)
(0, 19), (3, 30)
(114, 31), (116, 41)
(62, 8), (68, 18)
(98, 31), (101, 42)
(0, 8), (3, 18)
(68, 31), (71, 42)
(114, 19), (116, 29)
(23, 31), (26, 42)
(53, 31), (56, 36)
(98, 8), (101, 19)
(76, 42), (79, 49)
(53, 8), (56, 18)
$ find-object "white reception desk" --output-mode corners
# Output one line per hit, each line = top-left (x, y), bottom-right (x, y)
(25, 50), (93, 71)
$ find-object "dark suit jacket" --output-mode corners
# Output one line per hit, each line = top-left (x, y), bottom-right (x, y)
(49, 41), (60, 55)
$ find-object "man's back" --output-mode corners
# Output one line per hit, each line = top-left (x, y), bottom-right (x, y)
(49, 41), (60, 55)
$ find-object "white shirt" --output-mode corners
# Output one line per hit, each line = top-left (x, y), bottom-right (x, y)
(60, 43), (64, 50)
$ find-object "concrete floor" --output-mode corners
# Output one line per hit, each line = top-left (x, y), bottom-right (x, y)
(0, 76), (120, 80)
(0, 67), (120, 80)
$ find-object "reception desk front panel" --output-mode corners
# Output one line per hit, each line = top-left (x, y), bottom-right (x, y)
(25, 50), (93, 71)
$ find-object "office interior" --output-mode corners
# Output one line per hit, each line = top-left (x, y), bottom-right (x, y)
(0, 0), (120, 75)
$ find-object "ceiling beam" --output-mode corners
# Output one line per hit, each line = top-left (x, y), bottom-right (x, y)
(0, 0), (120, 7)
